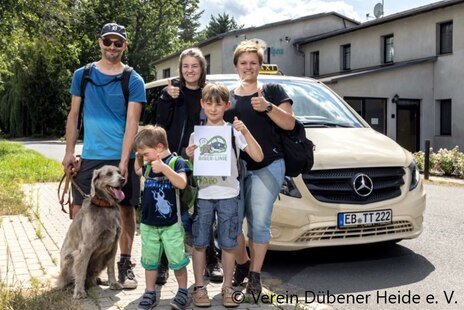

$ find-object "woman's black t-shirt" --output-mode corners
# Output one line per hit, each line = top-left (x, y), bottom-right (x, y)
(224, 83), (292, 171)
(183, 87), (202, 148)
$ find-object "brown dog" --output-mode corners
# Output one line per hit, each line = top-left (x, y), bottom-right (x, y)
(56, 165), (125, 298)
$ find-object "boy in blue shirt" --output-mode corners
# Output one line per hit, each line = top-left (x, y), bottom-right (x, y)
(133, 125), (190, 310)
(186, 83), (263, 307)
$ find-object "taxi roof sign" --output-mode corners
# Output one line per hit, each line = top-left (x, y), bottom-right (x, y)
(260, 64), (280, 75)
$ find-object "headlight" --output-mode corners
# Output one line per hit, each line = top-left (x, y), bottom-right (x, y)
(280, 176), (302, 198)
(408, 161), (420, 191)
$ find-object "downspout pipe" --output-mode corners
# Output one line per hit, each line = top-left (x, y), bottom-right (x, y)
(295, 43), (306, 76)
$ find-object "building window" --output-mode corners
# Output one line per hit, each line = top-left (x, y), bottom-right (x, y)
(440, 99), (451, 135)
(438, 21), (453, 55)
(205, 54), (211, 74)
(162, 68), (170, 78)
(345, 97), (386, 134)
(311, 51), (319, 76)
(341, 44), (351, 71)
(383, 34), (394, 64)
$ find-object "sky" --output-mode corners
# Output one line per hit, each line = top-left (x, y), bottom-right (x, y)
(198, 0), (442, 30)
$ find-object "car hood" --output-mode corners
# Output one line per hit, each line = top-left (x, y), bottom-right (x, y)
(308, 128), (411, 170)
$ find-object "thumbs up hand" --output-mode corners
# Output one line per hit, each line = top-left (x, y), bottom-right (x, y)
(251, 88), (268, 112)
(233, 116), (249, 135)
(151, 152), (165, 173)
(167, 79), (180, 99)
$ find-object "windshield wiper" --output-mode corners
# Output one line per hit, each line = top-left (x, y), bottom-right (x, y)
(303, 121), (355, 128)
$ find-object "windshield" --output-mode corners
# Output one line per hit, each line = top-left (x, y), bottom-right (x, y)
(211, 77), (365, 128)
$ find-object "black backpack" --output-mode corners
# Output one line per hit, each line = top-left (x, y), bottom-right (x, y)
(78, 62), (133, 131)
(259, 84), (314, 177)
(280, 119), (315, 177)
(230, 83), (314, 177)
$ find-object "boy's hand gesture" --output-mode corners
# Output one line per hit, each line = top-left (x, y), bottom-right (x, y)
(151, 153), (166, 173)
(233, 116), (249, 135)
(167, 79), (180, 99)
(186, 144), (197, 159)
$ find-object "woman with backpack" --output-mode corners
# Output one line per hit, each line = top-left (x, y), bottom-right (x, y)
(224, 40), (295, 296)
(153, 47), (224, 284)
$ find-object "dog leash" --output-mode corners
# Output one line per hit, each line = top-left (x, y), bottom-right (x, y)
(58, 155), (87, 218)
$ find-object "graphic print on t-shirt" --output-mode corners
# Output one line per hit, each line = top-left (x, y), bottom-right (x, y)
(152, 188), (173, 219)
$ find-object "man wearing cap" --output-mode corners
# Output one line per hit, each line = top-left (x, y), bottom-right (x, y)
(62, 23), (146, 289)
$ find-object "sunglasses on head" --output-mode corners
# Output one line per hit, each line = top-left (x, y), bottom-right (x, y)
(101, 38), (124, 48)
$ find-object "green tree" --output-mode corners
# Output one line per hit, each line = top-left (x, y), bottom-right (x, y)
(0, 0), (203, 137)
(204, 13), (244, 38)
(178, 0), (203, 46)
(0, 0), (78, 137)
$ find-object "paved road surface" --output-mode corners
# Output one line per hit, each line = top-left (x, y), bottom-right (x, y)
(17, 139), (82, 163)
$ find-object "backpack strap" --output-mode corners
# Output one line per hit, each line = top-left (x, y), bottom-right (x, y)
(222, 124), (239, 181)
(78, 63), (133, 132)
(168, 155), (182, 225)
(119, 65), (133, 108)
(78, 62), (94, 131)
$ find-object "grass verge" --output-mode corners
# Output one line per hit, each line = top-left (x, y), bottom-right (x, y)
(0, 140), (62, 216)
(0, 280), (81, 310)
(0, 140), (72, 308)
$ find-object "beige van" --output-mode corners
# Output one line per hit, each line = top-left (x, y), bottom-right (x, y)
(145, 75), (425, 251)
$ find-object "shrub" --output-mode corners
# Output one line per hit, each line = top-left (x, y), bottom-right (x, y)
(413, 146), (464, 179)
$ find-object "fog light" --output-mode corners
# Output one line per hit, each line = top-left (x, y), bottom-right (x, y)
(280, 176), (302, 198)
(271, 226), (281, 238)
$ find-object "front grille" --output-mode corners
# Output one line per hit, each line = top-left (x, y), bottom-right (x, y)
(303, 167), (405, 204)
(295, 220), (414, 243)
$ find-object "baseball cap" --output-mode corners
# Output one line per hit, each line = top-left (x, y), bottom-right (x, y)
(100, 23), (127, 41)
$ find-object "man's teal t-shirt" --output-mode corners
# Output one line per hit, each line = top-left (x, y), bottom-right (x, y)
(70, 64), (146, 159)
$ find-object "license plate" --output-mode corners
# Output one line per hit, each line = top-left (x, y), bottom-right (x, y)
(338, 209), (392, 228)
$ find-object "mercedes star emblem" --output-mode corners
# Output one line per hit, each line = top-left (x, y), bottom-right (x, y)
(352, 173), (374, 197)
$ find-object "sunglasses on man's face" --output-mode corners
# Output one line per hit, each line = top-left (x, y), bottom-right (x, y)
(101, 38), (124, 48)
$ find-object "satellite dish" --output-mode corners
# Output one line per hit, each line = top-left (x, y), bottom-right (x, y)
(374, 3), (384, 18)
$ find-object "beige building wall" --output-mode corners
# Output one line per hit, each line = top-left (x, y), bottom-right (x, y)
(326, 64), (435, 147)
(199, 40), (223, 73)
(154, 57), (179, 79)
(152, 13), (358, 79)
(150, 2), (464, 151)
(300, 2), (464, 151)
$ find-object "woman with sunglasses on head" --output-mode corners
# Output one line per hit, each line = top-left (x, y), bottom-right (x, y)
(153, 48), (224, 286)
(224, 40), (295, 296)
(63, 23), (146, 290)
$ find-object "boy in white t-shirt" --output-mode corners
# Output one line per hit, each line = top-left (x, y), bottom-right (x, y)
(186, 83), (263, 307)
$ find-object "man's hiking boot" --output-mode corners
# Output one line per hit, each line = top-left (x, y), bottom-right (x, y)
(204, 261), (223, 283)
(245, 271), (262, 297)
(204, 246), (223, 282)
(118, 259), (137, 289)
(232, 260), (250, 286)
(156, 254), (169, 285)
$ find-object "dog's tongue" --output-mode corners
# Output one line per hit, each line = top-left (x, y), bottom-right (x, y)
(111, 188), (125, 202)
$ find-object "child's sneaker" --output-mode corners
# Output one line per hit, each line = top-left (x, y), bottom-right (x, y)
(192, 286), (211, 307)
(138, 290), (158, 310)
(170, 289), (189, 310)
(222, 286), (239, 307)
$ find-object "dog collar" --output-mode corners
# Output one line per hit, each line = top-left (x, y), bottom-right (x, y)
(90, 197), (113, 208)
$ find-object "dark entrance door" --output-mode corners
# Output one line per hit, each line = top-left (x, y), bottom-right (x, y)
(396, 99), (420, 152)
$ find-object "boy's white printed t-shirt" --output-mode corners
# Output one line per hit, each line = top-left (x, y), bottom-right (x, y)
(189, 123), (247, 199)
